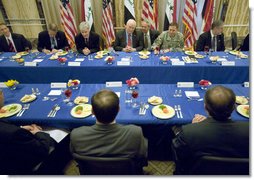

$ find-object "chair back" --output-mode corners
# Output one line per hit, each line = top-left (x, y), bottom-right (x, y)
(73, 154), (142, 175)
(231, 32), (238, 50)
(189, 155), (249, 175)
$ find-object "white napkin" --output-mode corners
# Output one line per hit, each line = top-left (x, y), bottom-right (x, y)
(115, 92), (120, 98)
(75, 58), (84, 62)
(217, 58), (227, 62)
(33, 59), (44, 63)
(185, 91), (200, 98)
(48, 90), (62, 96)
(170, 58), (180, 62)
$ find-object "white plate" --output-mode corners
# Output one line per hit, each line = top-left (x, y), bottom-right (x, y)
(139, 51), (151, 56)
(185, 51), (197, 56)
(152, 104), (175, 119)
(94, 55), (103, 59)
(194, 54), (204, 58)
(236, 96), (248, 105)
(0, 103), (22, 118)
(71, 104), (92, 118)
(97, 51), (109, 56)
(56, 51), (68, 56)
(139, 55), (149, 59)
(74, 96), (89, 105)
(16, 52), (29, 56)
(236, 105), (249, 118)
(148, 96), (163, 105)
(20, 94), (37, 103)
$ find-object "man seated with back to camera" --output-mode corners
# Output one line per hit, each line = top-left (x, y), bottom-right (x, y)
(172, 85), (249, 174)
(70, 89), (148, 172)
(0, 90), (71, 175)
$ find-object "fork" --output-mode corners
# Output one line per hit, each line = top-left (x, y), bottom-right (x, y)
(17, 104), (30, 117)
(178, 105), (183, 118)
(174, 105), (179, 118)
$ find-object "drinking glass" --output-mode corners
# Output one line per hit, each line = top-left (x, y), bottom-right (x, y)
(62, 89), (73, 106)
(204, 46), (209, 56)
(131, 90), (139, 108)
(124, 89), (132, 104)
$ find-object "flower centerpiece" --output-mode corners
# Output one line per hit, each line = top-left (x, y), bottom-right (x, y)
(160, 56), (170, 64)
(4, 80), (19, 90)
(126, 77), (139, 90)
(68, 79), (80, 90)
(58, 57), (67, 65)
(199, 79), (212, 90)
(105, 56), (114, 64)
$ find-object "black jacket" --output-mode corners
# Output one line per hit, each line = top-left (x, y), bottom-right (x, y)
(37, 30), (69, 52)
(0, 33), (31, 52)
(75, 31), (100, 54)
(196, 31), (225, 51)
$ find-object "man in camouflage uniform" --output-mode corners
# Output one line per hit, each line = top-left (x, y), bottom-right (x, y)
(152, 22), (184, 53)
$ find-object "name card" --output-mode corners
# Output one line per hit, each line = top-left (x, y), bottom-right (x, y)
(221, 61), (235, 66)
(0, 82), (7, 88)
(33, 59), (43, 63)
(172, 61), (185, 66)
(217, 58), (227, 62)
(75, 58), (84, 62)
(106, 81), (122, 87)
(24, 62), (37, 66)
(50, 83), (67, 89)
(177, 82), (194, 88)
(243, 82), (249, 87)
(170, 58), (180, 62)
(68, 62), (81, 66)
(117, 61), (130, 66)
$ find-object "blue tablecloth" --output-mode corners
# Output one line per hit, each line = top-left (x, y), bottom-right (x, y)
(0, 51), (249, 84)
(2, 83), (249, 129)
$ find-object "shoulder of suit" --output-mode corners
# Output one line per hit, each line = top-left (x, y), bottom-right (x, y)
(122, 124), (142, 132)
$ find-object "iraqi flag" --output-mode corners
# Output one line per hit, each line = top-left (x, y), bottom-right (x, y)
(124, 0), (135, 24)
(81, 0), (94, 31)
(164, 0), (177, 30)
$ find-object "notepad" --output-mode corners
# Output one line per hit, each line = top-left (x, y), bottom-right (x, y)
(48, 90), (62, 96)
(185, 91), (200, 99)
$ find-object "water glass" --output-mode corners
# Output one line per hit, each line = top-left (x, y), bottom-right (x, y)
(88, 54), (93, 60)
(124, 89), (132, 103)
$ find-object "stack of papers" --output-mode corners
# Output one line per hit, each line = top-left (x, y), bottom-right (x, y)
(185, 91), (200, 99)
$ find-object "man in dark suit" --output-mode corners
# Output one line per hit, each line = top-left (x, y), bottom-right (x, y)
(239, 34), (249, 51)
(141, 20), (160, 51)
(37, 23), (69, 53)
(114, 19), (143, 52)
(196, 20), (225, 51)
(70, 90), (148, 170)
(172, 85), (249, 174)
(75, 21), (100, 55)
(0, 22), (31, 52)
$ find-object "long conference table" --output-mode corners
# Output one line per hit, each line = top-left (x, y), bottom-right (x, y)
(3, 83), (249, 129)
(0, 51), (249, 84)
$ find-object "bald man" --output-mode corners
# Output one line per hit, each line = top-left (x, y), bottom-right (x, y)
(172, 85), (249, 174)
(114, 19), (143, 52)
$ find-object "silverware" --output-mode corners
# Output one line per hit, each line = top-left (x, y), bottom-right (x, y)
(47, 104), (58, 117)
(36, 88), (40, 95)
(178, 105), (183, 118)
(52, 106), (60, 117)
(32, 88), (36, 95)
(17, 104), (30, 117)
(174, 105), (179, 118)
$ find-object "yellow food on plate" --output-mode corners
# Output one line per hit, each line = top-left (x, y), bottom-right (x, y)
(71, 104), (92, 118)
(151, 104), (175, 119)
(236, 105), (249, 118)
(236, 96), (248, 105)
(12, 55), (21, 59)
(195, 54), (204, 58)
(139, 55), (149, 59)
(17, 52), (29, 56)
(97, 50), (108, 56)
(49, 54), (58, 60)
(148, 96), (163, 105)
(209, 56), (219, 61)
(0, 103), (22, 118)
(95, 55), (103, 59)
(56, 51), (68, 56)
(139, 51), (151, 56)
(240, 53), (248, 58)
(185, 51), (197, 55)
(20, 94), (36, 103)
(74, 96), (89, 104)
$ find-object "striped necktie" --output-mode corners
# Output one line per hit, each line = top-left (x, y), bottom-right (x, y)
(127, 34), (132, 47)
(8, 39), (15, 52)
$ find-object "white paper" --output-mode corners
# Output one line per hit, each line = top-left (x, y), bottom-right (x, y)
(170, 58), (180, 62)
(115, 92), (120, 98)
(42, 128), (69, 143)
(0, 82), (7, 88)
(117, 61), (130, 66)
(121, 57), (131, 62)
(68, 62), (81, 66)
(217, 58), (227, 62)
(48, 90), (62, 96)
(24, 62), (37, 66)
(75, 58), (84, 62)
(33, 59), (43, 63)
(185, 91), (200, 98)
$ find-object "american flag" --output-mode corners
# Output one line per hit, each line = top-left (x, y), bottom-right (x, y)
(102, 0), (115, 47)
(182, 0), (198, 48)
(141, 0), (158, 30)
(59, 0), (78, 48)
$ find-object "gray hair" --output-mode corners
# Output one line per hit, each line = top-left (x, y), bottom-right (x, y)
(211, 20), (224, 29)
(79, 21), (90, 32)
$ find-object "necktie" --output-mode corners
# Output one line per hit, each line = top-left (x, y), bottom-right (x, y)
(127, 34), (132, 47)
(85, 38), (88, 45)
(144, 34), (148, 49)
(212, 36), (216, 51)
(8, 39), (15, 52)
(51, 37), (56, 49)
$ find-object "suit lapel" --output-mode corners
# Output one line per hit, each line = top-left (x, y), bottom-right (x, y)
(123, 30), (127, 47)
(132, 31), (136, 47)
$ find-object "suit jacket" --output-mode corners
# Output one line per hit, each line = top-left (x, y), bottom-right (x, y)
(240, 34), (249, 51)
(114, 30), (143, 51)
(196, 31), (225, 51)
(75, 31), (100, 54)
(0, 33), (31, 52)
(70, 123), (148, 167)
(172, 117), (249, 174)
(37, 30), (69, 52)
(0, 120), (56, 175)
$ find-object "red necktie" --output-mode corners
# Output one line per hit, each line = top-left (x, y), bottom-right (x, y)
(8, 39), (15, 52)
(127, 34), (132, 47)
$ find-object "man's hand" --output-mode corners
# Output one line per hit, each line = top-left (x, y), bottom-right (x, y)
(192, 114), (206, 123)
(83, 48), (90, 55)
(51, 49), (58, 53)
(42, 49), (51, 54)
(21, 124), (42, 134)
(123, 46), (134, 52)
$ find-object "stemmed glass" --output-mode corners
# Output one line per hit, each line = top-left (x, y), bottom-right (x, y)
(204, 46), (209, 56)
(131, 90), (139, 108)
(62, 89), (73, 106)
